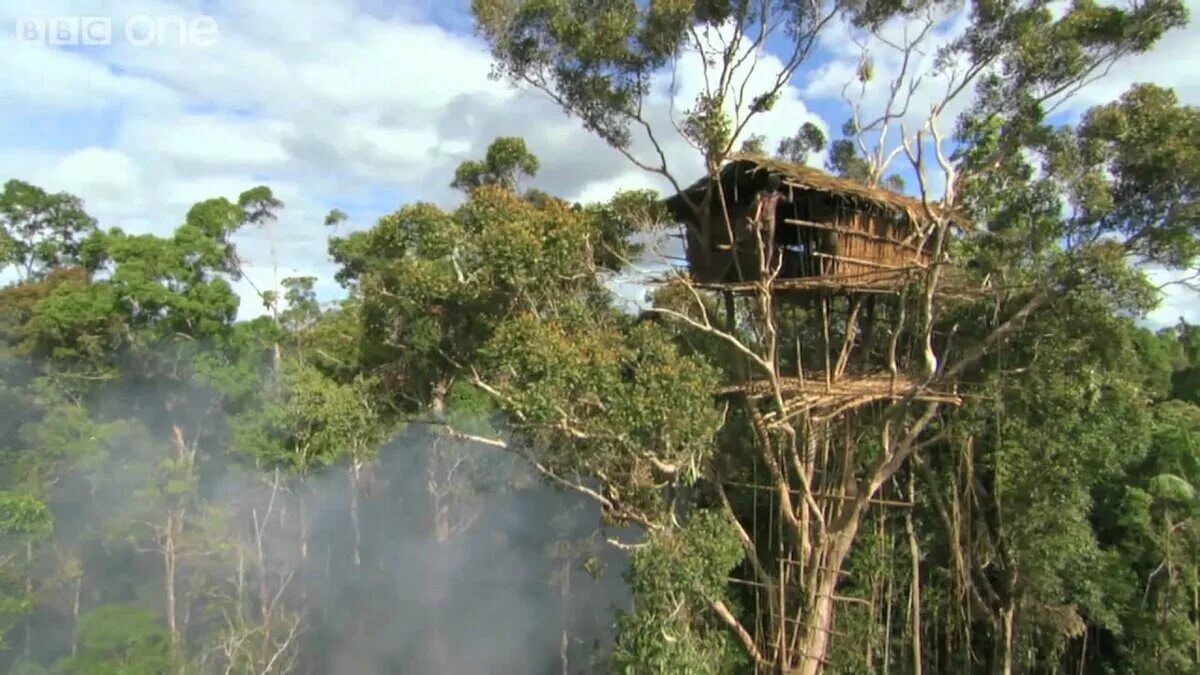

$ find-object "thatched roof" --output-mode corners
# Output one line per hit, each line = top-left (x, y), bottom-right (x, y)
(665, 154), (967, 228)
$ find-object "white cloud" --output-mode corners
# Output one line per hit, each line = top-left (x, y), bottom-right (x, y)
(0, 40), (181, 113)
(1145, 268), (1200, 328)
(801, 0), (1200, 172)
(572, 171), (663, 205)
(1, 0), (1195, 322)
(0, 1), (529, 319)
(118, 114), (292, 173)
(1064, 0), (1200, 111)
(5, 147), (148, 233)
(53, 147), (143, 204)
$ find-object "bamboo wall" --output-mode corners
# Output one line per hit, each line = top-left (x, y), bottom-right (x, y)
(809, 206), (931, 282)
(684, 189), (931, 287)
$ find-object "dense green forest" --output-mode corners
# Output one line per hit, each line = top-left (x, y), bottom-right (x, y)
(3, 0), (1200, 673)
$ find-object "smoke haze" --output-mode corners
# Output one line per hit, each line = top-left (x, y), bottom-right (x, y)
(3, 388), (631, 674)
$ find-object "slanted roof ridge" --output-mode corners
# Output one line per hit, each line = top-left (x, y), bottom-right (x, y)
(666, 154), (969, 229)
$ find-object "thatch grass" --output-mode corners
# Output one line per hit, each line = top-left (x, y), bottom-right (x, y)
(665, 154), (968, 229)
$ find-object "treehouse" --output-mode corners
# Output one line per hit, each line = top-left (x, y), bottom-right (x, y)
(664, 155), (962, 293)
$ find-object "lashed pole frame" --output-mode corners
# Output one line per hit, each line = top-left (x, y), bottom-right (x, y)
(711, 186), (960, 674)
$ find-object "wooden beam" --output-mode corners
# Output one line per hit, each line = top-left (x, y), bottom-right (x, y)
(811, 252), (917, 271)
(782, 218), (928, 255)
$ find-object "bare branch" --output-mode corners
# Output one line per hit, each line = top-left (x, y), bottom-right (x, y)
(715, 479), (776, 591)
(644, 304), (774, 374)
(712, 599), (769, 668)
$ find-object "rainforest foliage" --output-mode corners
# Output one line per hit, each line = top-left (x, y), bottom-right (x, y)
(2, 0), (1200, 673)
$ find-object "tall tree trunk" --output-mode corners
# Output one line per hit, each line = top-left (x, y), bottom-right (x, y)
(906, 479), (923, 675)
(797, 518), (861, 675)
(23, 539), (32, 662)
(1193, 558), (1199, 665)
(254, 472), (282, 657)
(299, 498), (309, 563)
(164, 509), (180, 659)
(70, 571), (82, 658)
(561, 551), (572, 675)
(349, 460), (362, 567)
(236, 544), (246, 626)
(995, 606), (1015, 675)
(561, 629), (570, 675)
(257, 534), (270, 631)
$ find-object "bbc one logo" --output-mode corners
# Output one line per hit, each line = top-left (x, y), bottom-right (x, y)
(15, 15), (220, 48)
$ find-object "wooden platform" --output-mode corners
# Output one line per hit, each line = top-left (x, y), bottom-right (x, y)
(650, 265), (987, 300)
(696, 268), (919, 294)
(718, 374), (962, 419)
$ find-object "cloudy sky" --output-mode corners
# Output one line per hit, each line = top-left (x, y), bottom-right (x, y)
(1, 0), (1196, 325)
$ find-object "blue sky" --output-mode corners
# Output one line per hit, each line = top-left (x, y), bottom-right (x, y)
(0, 0), (1196, 325)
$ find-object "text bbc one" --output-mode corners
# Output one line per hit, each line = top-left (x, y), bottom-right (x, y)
(15, 16), (219, 48)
